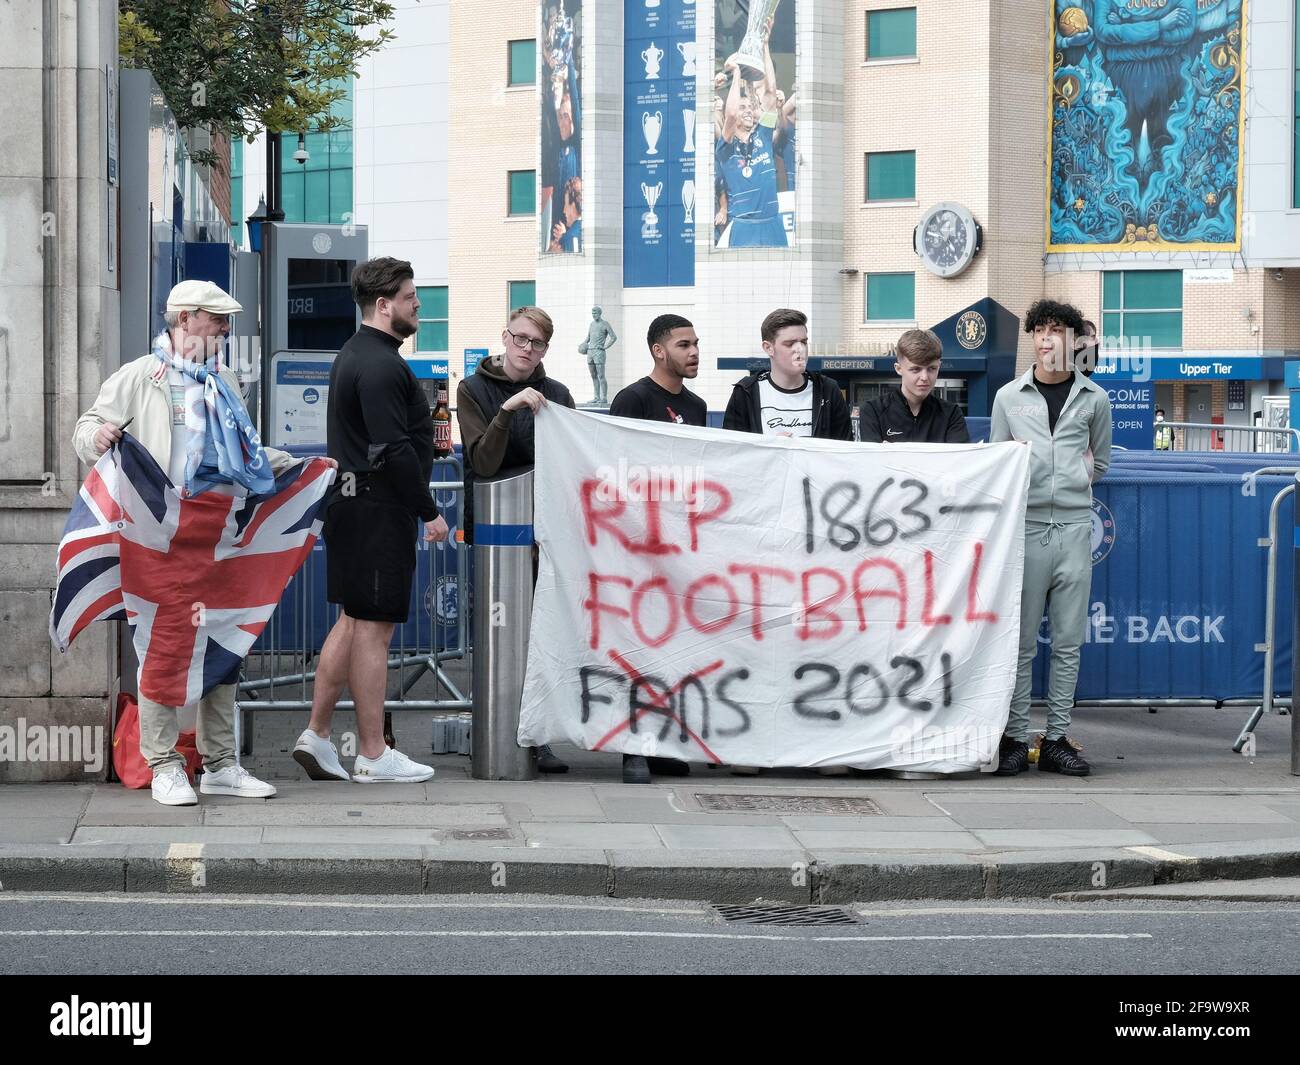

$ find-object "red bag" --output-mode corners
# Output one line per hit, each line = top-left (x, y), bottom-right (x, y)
(112, 692), (202, 788)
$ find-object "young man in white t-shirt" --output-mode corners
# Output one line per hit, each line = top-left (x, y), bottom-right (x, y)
(720, 308), (852, 776)
(722, 308), (852, 440)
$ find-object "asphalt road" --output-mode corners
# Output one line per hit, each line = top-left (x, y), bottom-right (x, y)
(0, 892), (1297, 976)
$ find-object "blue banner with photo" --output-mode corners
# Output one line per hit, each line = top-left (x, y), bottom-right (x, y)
(542, 1), (583, 254)
(712, 0), (796, 250)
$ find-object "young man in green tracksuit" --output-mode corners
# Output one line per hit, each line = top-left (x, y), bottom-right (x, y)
(991, 299), (1112, 776)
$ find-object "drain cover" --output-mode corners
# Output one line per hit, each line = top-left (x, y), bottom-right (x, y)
(715, 904), (858, 927)
(450, 828), (513, 841)
(696, 793), (882, 815)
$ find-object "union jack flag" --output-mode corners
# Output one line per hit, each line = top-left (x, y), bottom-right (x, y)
(51, 433), (333, 707)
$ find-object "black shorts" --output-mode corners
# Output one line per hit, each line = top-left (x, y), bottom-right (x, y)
(324, 495), (418, 623)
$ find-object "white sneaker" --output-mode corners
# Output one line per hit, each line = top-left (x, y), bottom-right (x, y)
(352, 747), (435, 783)
(292, 729), (351, 782)
(199, 764), (277, 798)
(151, 764), (197, 807)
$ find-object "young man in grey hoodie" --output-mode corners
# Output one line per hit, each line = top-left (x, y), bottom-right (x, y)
(990, 299), (1112, 776)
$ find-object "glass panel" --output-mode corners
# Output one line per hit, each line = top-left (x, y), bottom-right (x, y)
(304, 131), (330, 171)
(866, 151), (915, 201)
(509, 170), (536, 215)
(1102, 272), (1122, 309)
(419, 286), (449, 318)
(280, 170), (305, 222)
(509, 39), (536, 86)
(304, 169), (330, 223)
(868, 9), (917, 60)
(329, 167), (353, 224)
(1123, 269), (1182, 309)
(417, 321), (448, 353)
(1123, 311), (1182, 349)
(866, 273), (915, 320)
(1102, 311), (1122, 345)
(330, 129), (353, 171)
(509, 281), (536, 311)
(329, 77), (353, 123)
(230, 174), (243, 246)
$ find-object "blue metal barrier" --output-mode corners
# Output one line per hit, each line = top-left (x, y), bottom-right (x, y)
(1031, 471), (1294, 702)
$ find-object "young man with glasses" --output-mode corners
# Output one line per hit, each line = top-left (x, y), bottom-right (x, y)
(456, 305), (576, 773)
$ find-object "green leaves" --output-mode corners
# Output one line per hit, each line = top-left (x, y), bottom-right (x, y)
(118, 0), (397, 170)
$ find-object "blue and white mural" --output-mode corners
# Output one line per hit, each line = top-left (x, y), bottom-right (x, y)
(1047, 0), (1246, 251)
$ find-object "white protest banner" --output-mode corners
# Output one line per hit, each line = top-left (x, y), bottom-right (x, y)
(518, 407), (1029, 773)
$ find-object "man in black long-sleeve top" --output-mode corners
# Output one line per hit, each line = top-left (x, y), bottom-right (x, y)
(858, 329), (969, 444)
(292, 258), (448, 786)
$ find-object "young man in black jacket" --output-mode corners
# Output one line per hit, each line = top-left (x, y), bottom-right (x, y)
(859, 329), (969, 444)
(456, 304), (575, 774)
(722, 308), (852, 440)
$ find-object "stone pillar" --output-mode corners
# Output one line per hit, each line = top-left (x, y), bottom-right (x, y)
(0, 0), (120, 783)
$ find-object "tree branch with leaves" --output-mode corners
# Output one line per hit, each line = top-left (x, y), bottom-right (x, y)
(119, 0), (397, 171)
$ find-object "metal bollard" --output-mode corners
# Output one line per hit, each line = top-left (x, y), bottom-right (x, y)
(472, 468), (537, 780)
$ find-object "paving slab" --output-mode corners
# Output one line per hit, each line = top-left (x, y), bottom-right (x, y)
(519, 821), (662, 849)
(203, 803), (507, 827)
(797, 829), (984, 851)
(1089, 794), (1298, 825)
(654, 824), (802, 850)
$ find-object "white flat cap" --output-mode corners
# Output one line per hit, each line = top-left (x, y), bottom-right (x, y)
(166, 280), (243, 316)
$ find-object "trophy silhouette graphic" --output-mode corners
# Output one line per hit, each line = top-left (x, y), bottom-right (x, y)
(682, 180), (696, 225)
(682, 109), (695, 154)
(677, 41), (696, 77)
(641, 41), (664, 79)
(641, 181), (663, 239)
(735, 0), (781, 76)
(642, 110), (663, 155)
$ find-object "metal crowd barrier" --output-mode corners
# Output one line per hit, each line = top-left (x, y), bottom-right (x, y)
(235, 456), (472, 752)
(1158, 421), (1300, 454)
(1233, 472), (1298, 759)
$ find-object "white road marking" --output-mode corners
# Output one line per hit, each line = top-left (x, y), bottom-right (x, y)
(0, 929), (1152, 943)
(0, 893), (705, 916)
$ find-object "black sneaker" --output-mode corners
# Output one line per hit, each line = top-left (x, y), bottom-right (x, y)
(536, 745), (569, 773)
(1038, 736), (1090, 776)
(646, 757), (690, 776)
(622, 754), (651, 784)
(994, 735), (1029, 776)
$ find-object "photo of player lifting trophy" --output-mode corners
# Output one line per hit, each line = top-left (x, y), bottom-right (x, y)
(713, 0), (797, 248)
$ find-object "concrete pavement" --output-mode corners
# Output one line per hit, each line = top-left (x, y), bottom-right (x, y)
(1, 705), (1298, 902)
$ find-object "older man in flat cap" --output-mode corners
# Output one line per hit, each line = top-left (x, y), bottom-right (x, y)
(73, 281), (331, 806)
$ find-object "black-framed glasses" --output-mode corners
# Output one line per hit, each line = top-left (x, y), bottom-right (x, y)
(506, 329), (549, 353)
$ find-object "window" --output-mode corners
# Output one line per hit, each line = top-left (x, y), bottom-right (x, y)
(509, 281), (536, 312)
(865, 151), (915, 202)
(865, 273), (915, 322)
(509, 170), (536, 216)
(509, 39), (536, 86)
(416, 286), (448, 353)
(1101, 270), (1182, 349)
(866, 8), (917, 60)
(230, 138), (244, 247)
(280, 78), (354, 225)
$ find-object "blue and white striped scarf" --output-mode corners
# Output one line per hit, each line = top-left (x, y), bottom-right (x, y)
(152, 331), (274, 497)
